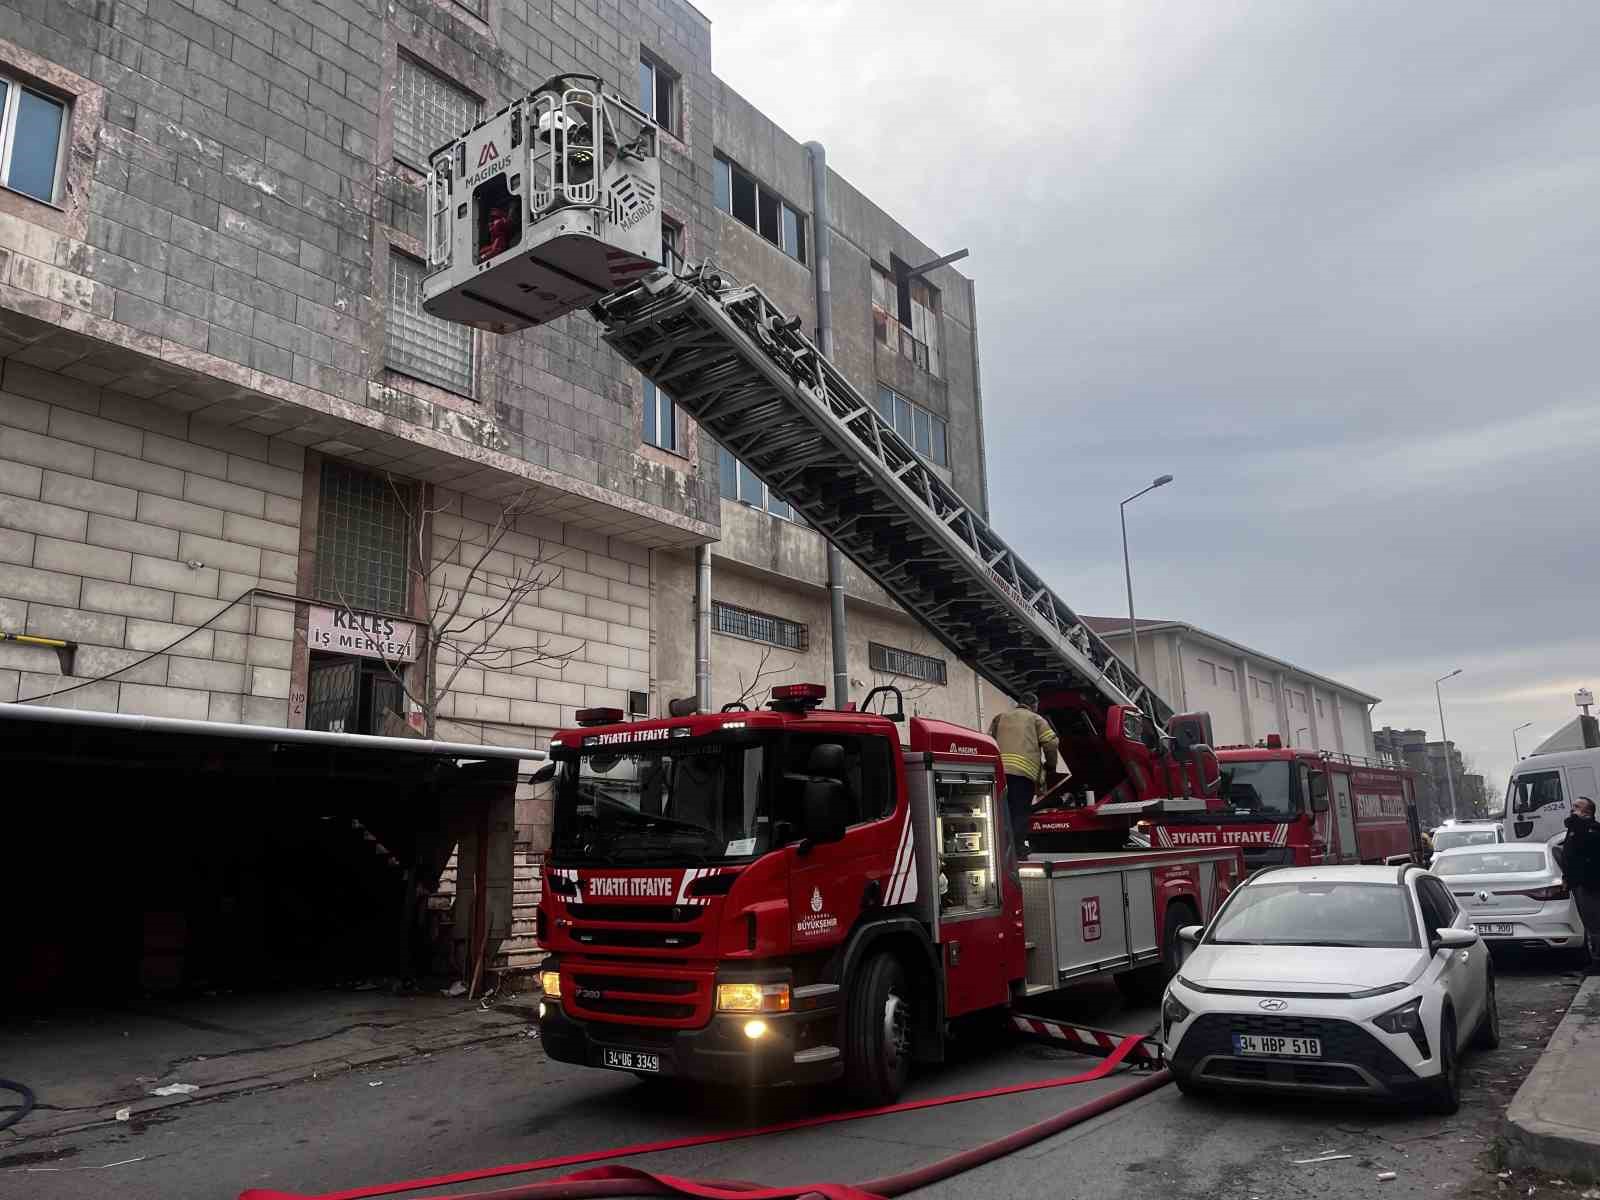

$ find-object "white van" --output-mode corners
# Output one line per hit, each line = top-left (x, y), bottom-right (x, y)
(1502, 747), (1600, 845)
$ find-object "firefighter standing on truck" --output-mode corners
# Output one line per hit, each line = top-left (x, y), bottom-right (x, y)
(990, 694), (1061, 859)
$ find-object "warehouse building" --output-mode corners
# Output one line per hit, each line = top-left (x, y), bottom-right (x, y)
(0, 0), (994, 996)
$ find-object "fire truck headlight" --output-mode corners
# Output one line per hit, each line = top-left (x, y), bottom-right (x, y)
(1162, 989), (1192, 1027)
(717, 982), (791, 1013)
(540, 969), (562, 999)
(743, 1019), (768, 1040)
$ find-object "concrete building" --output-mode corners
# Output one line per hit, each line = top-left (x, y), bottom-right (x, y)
(1373, 726), (1480, 827)
(1082, 616), (1380, 757)
(0, 0), (995, 991)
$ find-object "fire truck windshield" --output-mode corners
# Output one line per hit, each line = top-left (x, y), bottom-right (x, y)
(1223, 760), (1296, 816)
(551, 741), (769, 865)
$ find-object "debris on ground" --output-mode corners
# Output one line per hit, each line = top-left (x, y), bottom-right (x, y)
(367, 1081), (384, 1088)
(114, 1108), (131, 1121)
(1378, 1172), (1398, 1182)
(1294, 1154), (1353, 1164)
(150, 1083), (199, 1096)
(442, 981), (468, 998)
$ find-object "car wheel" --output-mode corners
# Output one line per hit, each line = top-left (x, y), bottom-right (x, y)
(1472, 970), (1500, 1051)
(843, 953), (913, 1106)
(1423, 1010), (1461, 1115)
(1170, 1066), (1205, 1099)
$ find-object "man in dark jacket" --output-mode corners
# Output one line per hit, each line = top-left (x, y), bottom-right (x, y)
(1560, 796), (1600, 965)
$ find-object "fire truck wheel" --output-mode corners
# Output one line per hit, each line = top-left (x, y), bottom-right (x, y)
(1422, 1009), (1461, 1115)
(844, 952), (912, 1106)
(1115, 902), (1197, 1005)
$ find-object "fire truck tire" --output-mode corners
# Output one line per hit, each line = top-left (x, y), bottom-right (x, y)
(844, 952), (913, 1106)
(1115, 902), (1196, 1005)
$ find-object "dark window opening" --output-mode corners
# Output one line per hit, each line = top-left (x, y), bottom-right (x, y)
(780, 732), (895, 825)
(730, 167), (757, 227)
(757, 188), (781, 246)
(473, 172), (521, 264)
(712, 600), (807, 651)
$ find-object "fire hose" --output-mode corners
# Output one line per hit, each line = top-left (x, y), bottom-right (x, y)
(242, 1034), (1165, 1200)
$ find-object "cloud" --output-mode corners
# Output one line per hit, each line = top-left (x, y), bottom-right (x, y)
(699, 0), (1600, 789)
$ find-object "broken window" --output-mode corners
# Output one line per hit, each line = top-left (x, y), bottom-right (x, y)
(639, 53), (676, 135)
(714, 152), (808, 264)
(872, 261), (942, 377)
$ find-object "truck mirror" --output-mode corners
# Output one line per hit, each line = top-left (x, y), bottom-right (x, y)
(1309, 770), (1329, 812)
(798, 744), (850, 851)
(531, 760), (557, 784)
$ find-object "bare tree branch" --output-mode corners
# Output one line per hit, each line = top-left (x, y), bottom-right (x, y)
(731, 644), (796, 709)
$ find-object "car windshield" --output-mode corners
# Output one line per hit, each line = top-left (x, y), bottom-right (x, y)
(552, 739), (769, 865)
(1223, 760), (1296, 815)
(1432, 829), (1498, 852)
(1207, 881), (1419, 948)
(1434, 850), (1548, 876)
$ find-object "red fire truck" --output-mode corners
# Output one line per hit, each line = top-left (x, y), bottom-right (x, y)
(1136, 736), (1421, 869)
(426, 86), (1248, 1103)
(536, 684), (1241, 1103)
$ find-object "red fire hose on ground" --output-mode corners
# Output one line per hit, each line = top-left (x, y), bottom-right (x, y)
(242, 1034), (1166, 1200)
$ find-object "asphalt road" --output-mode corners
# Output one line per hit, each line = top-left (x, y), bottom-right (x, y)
(2, 951), (1583, 1200)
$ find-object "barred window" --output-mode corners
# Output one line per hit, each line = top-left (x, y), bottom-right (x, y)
(869, 641), (947, 686)
(316, 461), (413, 615)
(394, 56), (477, 169)
(388, 252), (474, 395)
(713, 601), (807, 651)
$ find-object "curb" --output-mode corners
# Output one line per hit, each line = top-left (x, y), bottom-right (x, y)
(2, 1019), (536, 1145)
(1502, 974), (1600, 1183)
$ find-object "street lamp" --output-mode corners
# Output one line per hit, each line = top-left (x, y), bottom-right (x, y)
(1120, 474), (1173, 676)
(1435, 669), (1462, 821)
(1512, 721), (1533, 761)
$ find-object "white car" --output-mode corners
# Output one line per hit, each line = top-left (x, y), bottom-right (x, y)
(1162, 864), (1497, 1114)
(1432, 842), (1585, 959)
(1428, 821), (1505, 865)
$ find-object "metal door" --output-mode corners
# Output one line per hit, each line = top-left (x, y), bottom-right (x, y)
(307, 659), (359, 733)
(370, 675), (404, 735)
(1331, 772), (1360, 862)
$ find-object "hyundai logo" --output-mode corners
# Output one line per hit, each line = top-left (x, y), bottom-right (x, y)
(1258, 998), (1288, 1011)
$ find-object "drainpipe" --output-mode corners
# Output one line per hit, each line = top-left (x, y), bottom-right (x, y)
(807, 139), (850, 708)
(695, 544), (712, 712)
(966, 277), (991, 519)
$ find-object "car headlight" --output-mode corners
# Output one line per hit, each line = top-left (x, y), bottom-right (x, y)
(539, 968), (561, 999)
(1162, 988), (1192, 1027)
(1372, 997), (1422, 1034)
(716, 982), (791, 1013)
(1373, 996), (1430, 1057)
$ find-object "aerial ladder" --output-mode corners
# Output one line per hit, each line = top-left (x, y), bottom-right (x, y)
(421, 75), (1221, 841)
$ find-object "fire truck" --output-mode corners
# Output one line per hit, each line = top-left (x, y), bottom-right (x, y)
(1130, 736), (1422, 869)
(423, 76), (1244, 1102)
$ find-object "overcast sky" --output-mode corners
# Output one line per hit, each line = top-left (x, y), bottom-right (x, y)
(695, 0), (1600, 796)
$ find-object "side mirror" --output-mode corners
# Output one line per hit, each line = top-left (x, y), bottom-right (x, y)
(798, 749), (850, 852)
(531, 760), (557, 784)
(1434, 927), (1477, 951)
(1178, 924), (1203, 946)
(1308, 770), (1329, 813)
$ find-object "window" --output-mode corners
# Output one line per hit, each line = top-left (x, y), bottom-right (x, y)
(875, 386), (948, 467)
(387, 252), (474, 394)
(1251, 677), (1274, 702)
(1208, 881), (1418, 949)
(643, 380), (676, 451)
(1415, 877), (1458, 934)
(712, 153), (807, 264)
(661, 220), (682, 274)
(1218, 666), (1236, 691)
(713, 600), (807, 651)
(1316, 697), (1326, 718)
(781, 732), (895, 825)
(1196, 657), (1217, 686)
(316, 461), (413, 614)
(718, 444), (800, 522)
(872, 262), (941, 376)
(0, 77), (67, 204)
(1510, 770), (1564, 815)
(869, 642), (947, 686)
(639, 53), (676, 135)
(394, 56), (477, 169)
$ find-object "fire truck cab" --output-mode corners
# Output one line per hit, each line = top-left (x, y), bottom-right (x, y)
(537, 685), (1240, 1103)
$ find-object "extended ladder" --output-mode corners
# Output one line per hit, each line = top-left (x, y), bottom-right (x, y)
(593, 266), (1174, 728)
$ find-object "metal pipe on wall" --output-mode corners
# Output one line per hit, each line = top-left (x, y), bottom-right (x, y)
(695, 544), (712, 712)
(806, 138), (850, 708)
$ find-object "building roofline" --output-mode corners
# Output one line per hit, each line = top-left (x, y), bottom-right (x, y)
(1082, 617), (1382, 705)
(0, 702), (547, 762)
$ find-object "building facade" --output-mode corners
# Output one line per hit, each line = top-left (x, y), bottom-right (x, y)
(1373, 726), (1487, 827)
(0, 1), (998, 842)
(1083, 617), (1380, 758)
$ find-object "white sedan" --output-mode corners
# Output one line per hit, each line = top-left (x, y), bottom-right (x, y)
(1432, 842), (1584, 959)
(1162, 864), (1497, 1114)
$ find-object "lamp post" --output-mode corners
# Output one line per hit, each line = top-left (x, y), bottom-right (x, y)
(1512, 721), (1533, 762)
(1435, 669), (1462, 821)
(1120, 474), (1173, 676)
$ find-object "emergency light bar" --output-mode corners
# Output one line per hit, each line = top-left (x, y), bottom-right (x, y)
(575, 707), (625, 726)
(769, 683), (826, 712)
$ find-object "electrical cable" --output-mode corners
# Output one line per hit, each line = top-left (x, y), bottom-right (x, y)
(0, 1078), (36, 1132)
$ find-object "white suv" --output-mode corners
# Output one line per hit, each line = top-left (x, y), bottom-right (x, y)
(1162, 864), (1496, 1114)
